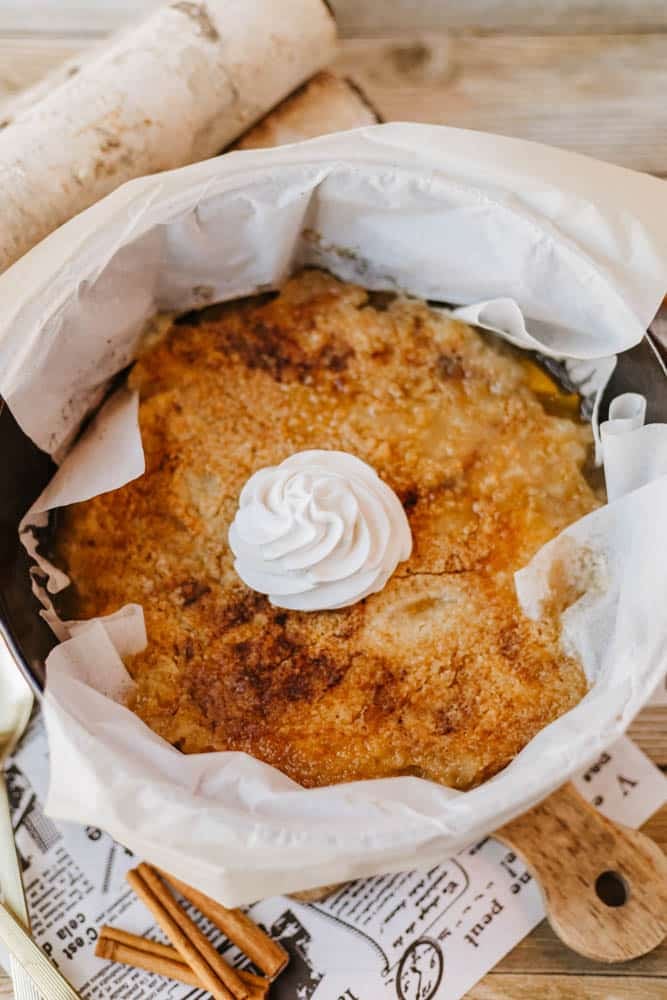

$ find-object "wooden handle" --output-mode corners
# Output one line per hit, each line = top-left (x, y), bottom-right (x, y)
(495, 782), (667, 962)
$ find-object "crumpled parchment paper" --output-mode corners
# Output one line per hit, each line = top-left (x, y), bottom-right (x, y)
(1, 124), (666, 904)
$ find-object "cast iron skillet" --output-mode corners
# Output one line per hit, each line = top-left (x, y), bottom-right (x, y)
(1, 332), (666, 695)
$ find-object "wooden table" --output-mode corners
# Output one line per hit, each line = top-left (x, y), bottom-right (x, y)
(0, 3), (665, 997)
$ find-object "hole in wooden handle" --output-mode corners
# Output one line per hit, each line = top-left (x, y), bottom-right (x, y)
(595, 870), (629, 908)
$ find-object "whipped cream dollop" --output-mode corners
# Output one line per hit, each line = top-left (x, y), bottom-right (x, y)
(229, 450), (412, 611)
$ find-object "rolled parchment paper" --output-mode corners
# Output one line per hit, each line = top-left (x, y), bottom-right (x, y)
(0, 0), (337, 273)
(232, 71), (379, 150)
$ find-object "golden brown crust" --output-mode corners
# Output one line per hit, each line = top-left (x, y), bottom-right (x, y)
(56, 270), (597, 789)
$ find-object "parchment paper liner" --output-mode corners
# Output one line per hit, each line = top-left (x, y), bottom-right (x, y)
(1, 124), (666, 904)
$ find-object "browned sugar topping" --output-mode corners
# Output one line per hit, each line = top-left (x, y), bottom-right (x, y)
(56, 270), (597, 789)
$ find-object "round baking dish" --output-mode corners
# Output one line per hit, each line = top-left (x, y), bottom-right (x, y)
(1, 126), (666, 904)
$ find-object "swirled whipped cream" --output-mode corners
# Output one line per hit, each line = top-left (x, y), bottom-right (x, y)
(229, 450), (412, 611)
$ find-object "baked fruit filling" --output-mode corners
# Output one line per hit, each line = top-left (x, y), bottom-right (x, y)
(56, 269), (599, 789)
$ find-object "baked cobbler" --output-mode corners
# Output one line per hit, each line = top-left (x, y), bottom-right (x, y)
(56, 270), (598, 789)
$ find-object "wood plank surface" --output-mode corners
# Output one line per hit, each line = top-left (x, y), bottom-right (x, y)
(468, 975), (667, 999)
(335, 34), (667, 173)
(0, 1), (667, 39)
(333, 1), (667, 37)
(629, 709), (667, 768)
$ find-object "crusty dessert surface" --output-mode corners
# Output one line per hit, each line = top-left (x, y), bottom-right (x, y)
(56, 270), (597, 789)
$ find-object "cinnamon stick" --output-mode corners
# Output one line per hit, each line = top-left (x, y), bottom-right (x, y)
(161, 870), (288, 979)
(96, 928), (269, 998)
(99, 925), (188, 963)
(97, 935), (199, 987)
(127, 865), (248, 1000)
